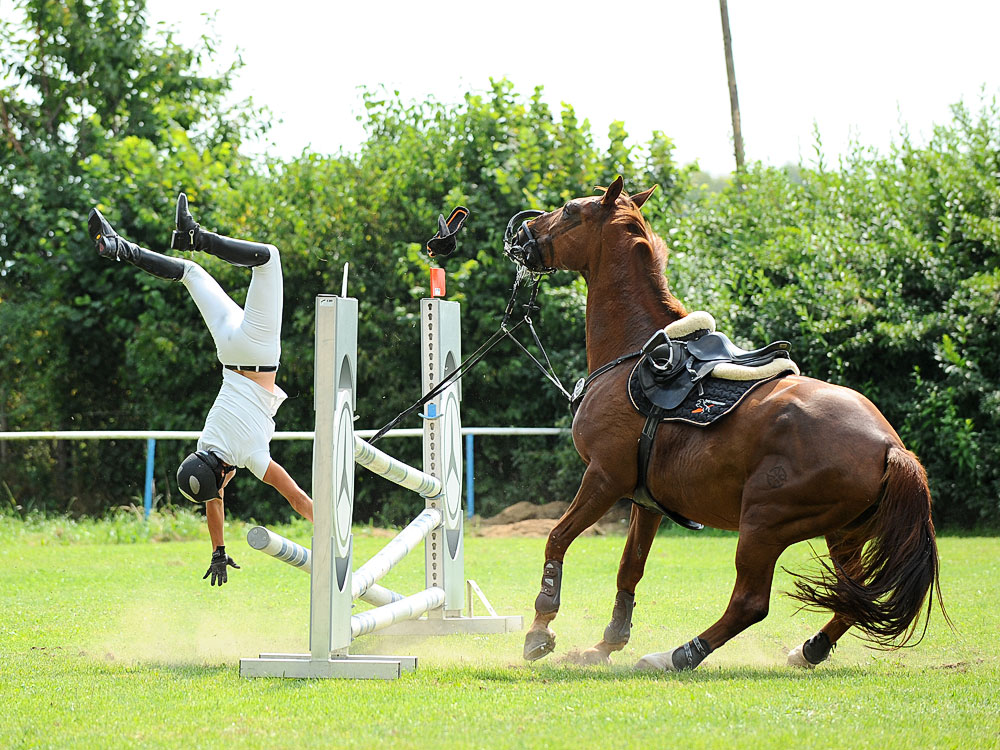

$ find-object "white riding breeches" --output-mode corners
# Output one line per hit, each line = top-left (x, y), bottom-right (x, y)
(180, 246), (282, 367)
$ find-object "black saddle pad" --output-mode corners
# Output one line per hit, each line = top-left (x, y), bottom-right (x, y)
(629, 367), (783, 426)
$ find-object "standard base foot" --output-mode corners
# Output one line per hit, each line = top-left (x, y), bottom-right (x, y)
(379, 614), (522, 636)
(240, 653), (417, 680)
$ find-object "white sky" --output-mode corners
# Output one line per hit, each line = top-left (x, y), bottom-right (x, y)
(12, 1), (1000, 174)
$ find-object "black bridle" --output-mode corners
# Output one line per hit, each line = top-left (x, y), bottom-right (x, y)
(503, 209), (556, 274)
(369, 207), (634, 442)
(500, 206), (642, 403)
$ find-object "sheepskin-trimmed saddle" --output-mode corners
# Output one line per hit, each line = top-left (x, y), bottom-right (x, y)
(627, 312), (800, 529)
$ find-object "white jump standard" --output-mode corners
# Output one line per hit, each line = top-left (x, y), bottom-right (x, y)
(240, 294), (521, 679)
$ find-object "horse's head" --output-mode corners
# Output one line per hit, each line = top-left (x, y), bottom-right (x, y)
(505, 176), (657, 276)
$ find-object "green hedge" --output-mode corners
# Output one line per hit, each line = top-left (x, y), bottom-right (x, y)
(1, 1), (996, 527)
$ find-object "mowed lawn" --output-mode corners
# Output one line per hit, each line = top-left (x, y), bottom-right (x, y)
(2, 518), (998, 750)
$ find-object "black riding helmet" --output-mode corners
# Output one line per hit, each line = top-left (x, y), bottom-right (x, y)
(176, 450), (229, 503)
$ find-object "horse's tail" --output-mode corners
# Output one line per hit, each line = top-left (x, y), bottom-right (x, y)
(789, 445), (948, 648)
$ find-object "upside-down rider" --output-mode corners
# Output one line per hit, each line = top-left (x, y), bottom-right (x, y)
(87, 195), (314, 586)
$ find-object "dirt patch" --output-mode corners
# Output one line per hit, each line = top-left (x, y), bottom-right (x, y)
(470, 499), (631, 538)
(477, 519), (565, 538)
(480, 501), (570, 526)
(353, 526), (401, 539)
(361, 500), (631, 539)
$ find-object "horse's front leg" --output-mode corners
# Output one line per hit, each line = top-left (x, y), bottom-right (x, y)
(523, 464), (626, 662)
(579, 504), (662, 665)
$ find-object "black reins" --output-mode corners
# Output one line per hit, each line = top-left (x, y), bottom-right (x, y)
(369, 209), (640, 443)
(369, 267), (568, 443)
(499, 268), (575, 402)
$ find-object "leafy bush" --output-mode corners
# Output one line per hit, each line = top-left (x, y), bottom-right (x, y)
(2, 1), (997, 527)
(662, 98), (1000, 525)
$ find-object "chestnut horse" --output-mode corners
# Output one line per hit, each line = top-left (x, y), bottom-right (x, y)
(516, 176), (943, 671)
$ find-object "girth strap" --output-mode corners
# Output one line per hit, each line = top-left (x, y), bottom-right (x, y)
(632, 411), (704, 531)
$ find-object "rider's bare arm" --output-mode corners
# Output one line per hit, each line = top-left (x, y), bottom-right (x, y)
(206, 496), (225, 549)
(263, 460), (314, 522)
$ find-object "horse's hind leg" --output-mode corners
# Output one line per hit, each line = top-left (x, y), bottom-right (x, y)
(636, 529), (785, 671)
(788, 531), (864, 668)
(579, 504), (662, 665)
(787, 615), (853, 668)
(523, 463), (627, 662)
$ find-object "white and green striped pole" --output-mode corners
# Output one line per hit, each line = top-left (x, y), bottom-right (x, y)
(353, 437), (442, 497)
(245, 526), (404, 608)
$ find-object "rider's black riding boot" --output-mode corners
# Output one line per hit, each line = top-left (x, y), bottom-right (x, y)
(88, 208), (187, 281)
(170, 193), (270, 267)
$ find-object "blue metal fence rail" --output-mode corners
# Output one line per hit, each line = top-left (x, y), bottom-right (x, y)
(0, 428), (568, 519)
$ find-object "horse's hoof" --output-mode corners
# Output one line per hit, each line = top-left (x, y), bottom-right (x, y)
(787, 645), (817, 669)
(635, 650), (679, 672)
(523, 628), (556, 661)
(578, 647), (611, 666)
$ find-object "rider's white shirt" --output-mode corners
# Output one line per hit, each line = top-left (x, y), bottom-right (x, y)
(198, 368), (287, 480)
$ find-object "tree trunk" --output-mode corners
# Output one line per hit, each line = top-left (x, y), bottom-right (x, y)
(719, 0), (745, 174)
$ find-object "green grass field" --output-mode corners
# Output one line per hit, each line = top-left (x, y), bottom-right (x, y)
(2, 514), (998, 750)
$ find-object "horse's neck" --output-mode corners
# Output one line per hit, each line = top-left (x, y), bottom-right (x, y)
(584, 258), (685, 372)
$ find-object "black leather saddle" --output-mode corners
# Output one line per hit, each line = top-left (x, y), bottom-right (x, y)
(628, 327), (794, 531)
(637, 330), (792, 412)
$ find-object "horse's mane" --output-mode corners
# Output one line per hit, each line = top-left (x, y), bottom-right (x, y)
(647, 231), (670, 269)
(609, 199), (687, 318)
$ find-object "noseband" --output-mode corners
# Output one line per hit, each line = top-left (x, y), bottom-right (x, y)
(503, 209), (554, 273)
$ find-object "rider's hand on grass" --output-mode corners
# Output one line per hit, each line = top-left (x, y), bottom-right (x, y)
(203, 546), (240, 586)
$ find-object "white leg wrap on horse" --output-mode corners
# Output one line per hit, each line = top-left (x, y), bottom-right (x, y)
(636, 637), (711, 671)
(635, 650), (681, 671)
(787, 645), (816, 668)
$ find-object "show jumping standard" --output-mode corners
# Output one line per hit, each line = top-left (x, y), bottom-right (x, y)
(509, 176), (946, 671)
(240, 294), (521, 680)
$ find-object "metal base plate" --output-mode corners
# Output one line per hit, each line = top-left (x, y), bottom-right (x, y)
(378, 614), (523, 636)
(240, 653), (417, 680)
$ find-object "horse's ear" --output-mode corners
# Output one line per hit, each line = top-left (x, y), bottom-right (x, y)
(600, 175), (625, 207)
(632, 185), (657, 210)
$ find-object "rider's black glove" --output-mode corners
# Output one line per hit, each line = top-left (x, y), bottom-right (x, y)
(203, 545), (240, 586)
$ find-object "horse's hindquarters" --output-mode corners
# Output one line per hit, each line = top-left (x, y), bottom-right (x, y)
(646, 376), (896, 537)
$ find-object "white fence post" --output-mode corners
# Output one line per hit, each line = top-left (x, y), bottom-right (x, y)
(311, 294), (357, 657)
(421, 298), (465, 616)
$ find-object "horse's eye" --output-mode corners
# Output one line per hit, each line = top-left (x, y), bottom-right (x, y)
(563, 202), (578, 217)
(627, 222), (643, 234)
